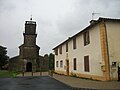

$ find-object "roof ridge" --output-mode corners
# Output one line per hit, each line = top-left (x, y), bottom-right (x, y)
(98, 17), (120, 21)
(53, 17), (120, 50)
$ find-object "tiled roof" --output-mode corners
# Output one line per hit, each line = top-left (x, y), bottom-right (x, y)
(53, 17), (120, 50)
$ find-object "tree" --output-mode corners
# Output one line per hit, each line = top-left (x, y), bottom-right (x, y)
(0, 46), (9, 69)
(48, 53), (54, 70)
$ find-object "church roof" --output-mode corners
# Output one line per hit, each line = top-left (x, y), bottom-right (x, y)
(9, 56), (19, 62)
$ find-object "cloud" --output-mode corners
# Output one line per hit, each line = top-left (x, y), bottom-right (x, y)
(56, 0), (120, 37)
(0, 0), (16, 13)
(0, 0), (120, 57)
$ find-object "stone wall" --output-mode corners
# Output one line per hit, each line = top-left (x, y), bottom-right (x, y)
(9, 55), (49, 72)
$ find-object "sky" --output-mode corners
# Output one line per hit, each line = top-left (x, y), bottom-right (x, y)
(0, 0), (120, 58)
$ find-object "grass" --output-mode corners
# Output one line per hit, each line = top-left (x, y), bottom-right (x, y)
(0, 70), (20, 78)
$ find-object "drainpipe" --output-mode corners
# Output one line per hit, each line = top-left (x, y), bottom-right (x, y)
(104, 21), (111, 80)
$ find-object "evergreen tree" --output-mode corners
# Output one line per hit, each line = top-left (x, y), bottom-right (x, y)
(0, 46), (9, 69)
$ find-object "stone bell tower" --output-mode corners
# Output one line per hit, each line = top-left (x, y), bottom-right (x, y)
(19, 18), (40, 72)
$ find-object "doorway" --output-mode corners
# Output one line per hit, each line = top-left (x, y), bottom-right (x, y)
(118, 66), (120, 81)
(66, 60), (69, 75)
(26, 62), (32, 72)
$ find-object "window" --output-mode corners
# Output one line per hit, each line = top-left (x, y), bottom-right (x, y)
(60, 60), (63, 68)
(84, 56), (90, 72)
(55, 48), (58, 55)
(56, 61), (58, 67)
(83, 31), (90, 46)
(73, 58), (77, 70)
(73, 37), (76, 49)
(59, 46), (62, 54)
(66, 42), (68, 52)
(112, 62), (117, 68)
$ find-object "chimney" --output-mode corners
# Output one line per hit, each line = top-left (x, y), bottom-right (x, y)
(90, 20), (97, 25)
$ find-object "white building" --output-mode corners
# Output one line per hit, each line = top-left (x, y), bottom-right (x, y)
(53, 17), (120, 81)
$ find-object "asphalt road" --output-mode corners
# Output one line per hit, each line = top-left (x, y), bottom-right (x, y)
(0, 76), (72, 90)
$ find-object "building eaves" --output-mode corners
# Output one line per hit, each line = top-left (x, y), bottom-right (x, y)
(9, 56), (19, 61)
(52, 17), (120, 50)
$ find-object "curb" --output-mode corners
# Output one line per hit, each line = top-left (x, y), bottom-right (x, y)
(72, 87), (101, 90)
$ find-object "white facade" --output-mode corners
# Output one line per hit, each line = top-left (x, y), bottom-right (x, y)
(53, 18), (120, 81)
(106, 21), (120, 80)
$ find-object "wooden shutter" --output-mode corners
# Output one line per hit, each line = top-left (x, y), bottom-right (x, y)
(73, 58), (77, 70)
(73, 38), (76, 49)
(56, 61), (58, 67)
(83, 31), (90, 46)
(60, 60), (63, 68)
(59, 46), (62, 54)
(84, 56), (90, 72)
(66, 42), (68, 52)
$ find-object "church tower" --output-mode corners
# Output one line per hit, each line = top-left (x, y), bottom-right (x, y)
(19, 18), (40, 72)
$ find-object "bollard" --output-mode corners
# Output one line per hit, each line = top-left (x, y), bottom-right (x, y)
(22, 71), (24, 77)
(40, 71), (42, 76)
(32, 72), (33, 76)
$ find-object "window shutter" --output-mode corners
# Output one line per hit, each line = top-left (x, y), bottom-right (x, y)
(84, 56), (90, 72)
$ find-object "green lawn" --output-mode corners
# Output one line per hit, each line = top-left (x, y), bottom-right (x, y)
(0, 70), (19, 78)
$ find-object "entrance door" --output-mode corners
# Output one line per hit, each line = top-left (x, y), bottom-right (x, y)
(66, 60), (69, 75)
(118, 66), (120, 81)
(26, 62), (32, 72)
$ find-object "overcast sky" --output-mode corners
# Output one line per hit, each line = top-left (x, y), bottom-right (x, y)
(0, 0), (120, 58)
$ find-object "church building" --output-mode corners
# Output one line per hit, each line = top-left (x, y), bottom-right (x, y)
(9, 18), (48, 72)
(53, 17), (120, 81)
